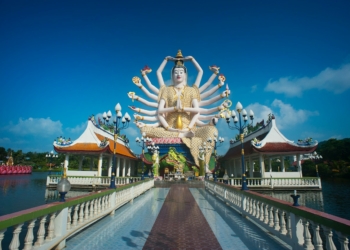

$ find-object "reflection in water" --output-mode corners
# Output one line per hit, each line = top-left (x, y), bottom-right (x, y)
(258, 190), (325, 211)
(45, 189), (91, 202)
(257, 178), (350, 220)
(0, 172), (89, 216)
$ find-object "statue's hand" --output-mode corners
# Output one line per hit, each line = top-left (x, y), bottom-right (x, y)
(127, 92), (138, 100)
(141, 65), (152, 75)
(128, 106), (140, 112)
(134, 121), (145, 128)
(209, 65), (220, 74)
(184, 56), (193, 61)
(221, 89), (230, 97)
(132, 76), (141, 87)
(165, 56), (175, 61)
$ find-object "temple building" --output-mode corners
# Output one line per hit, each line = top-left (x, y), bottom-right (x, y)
(222, 114), (318, 178)
(53, 115), (137, 177)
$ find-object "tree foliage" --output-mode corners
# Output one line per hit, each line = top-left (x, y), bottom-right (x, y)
(302, 138), (350, 178)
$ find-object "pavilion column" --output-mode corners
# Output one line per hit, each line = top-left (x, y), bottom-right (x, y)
(230, 160), (234, 177)
(108, 155), (113, 177)
(297, 154), (302, 177)
(259, 154), (265, 178)
(127, 159), (131, 176)
(122, 158), (126, 177)
(249, 157), (254, 178)
(269, 158), (272, 172)
(280, 156), (285, 172)
(64, 154), (69, 170)
(90, 157), (93, 171)
(78, 156), (84, 171)
(97, 154), (103, 177)
(116, 157), (120, 177)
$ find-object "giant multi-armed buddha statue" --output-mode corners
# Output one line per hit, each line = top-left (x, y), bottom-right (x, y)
(127, 50), (230, 174)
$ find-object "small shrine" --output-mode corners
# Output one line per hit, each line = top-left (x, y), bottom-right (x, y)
(222, 114), (318, 178)
(53, 115), (137, 177)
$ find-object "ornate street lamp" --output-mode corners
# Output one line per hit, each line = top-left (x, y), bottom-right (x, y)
(46, 150), (58, 173)
(225, 101), (254, 190)
(57, 167), (71, 202)
(110, 103), (131, 189)
(136, 132), (152, 180)
(148, 142), (159, 178)
(103, 110), (112, 125)
(207, 133), (224, 181)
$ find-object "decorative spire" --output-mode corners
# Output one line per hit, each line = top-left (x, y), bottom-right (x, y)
(175, 49), (183, 58)
(175, 50), (184, 67)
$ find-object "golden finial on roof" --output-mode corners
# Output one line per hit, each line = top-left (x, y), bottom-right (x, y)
(175, 50), (183, 58)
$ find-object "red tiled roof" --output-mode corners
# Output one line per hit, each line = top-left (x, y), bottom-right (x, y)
(253, 143), (317, 153)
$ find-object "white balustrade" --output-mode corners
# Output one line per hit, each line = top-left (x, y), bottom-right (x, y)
(205, 181), (349, 250)
(218, 177), (322, 190)
(0, 179), (153, 250)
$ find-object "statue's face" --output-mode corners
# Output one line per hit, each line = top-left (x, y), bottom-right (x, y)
(173, 68), (186, 85)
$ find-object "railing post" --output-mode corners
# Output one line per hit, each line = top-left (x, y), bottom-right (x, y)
(54, 208), (68, 250)
(241, 193), (247, 216)
(290, 213), (303, 249)
(110, 191), (116, 215)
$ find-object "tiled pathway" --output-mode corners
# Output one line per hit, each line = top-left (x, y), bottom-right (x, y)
(65, 185), (289, 250)
(143, 185), (222, 249)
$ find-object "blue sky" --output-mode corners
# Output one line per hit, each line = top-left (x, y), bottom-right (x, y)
(1, 0), (349, 155)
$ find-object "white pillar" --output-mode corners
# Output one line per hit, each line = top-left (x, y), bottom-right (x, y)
(122, 158), (126, 177)
(249, 157), (254, 178)
(127, 159), (131, 176)
(297, 154), (302, 177)
(97, 154), (103, 177)
(64, 154), (69, 170)
(116, 157), (120, 177)
(280, 156), (285, 172)
(108, 155), (113, 177)
(259, 154), (265, 178)
(269, 158), (272, 172)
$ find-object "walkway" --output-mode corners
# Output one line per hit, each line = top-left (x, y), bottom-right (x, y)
(143, 185), (221, 249)
(65, 184), (289, 250)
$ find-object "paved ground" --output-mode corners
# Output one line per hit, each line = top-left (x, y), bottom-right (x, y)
(143, 184), (222, 250)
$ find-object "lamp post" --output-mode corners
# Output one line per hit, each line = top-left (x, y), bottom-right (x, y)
(207, 133), (224, 181)
(199, 142), (212, 178)
(148, 142), (159, 178)
(136, 132), (152, 180)
(225, 101), (254, 190)
(310, 151), (322, 177)
(46, 151), (58, 174)
(110, 103), (131, 189)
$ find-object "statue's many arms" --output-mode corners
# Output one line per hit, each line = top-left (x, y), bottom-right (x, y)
(128, 50), (230, 166)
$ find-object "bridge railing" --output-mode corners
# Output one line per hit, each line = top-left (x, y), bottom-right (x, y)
(217, 177), (322, 189)
(205, 180), (349, 250)
(46, 175), (142, 187)
(0, 179), (154, 250)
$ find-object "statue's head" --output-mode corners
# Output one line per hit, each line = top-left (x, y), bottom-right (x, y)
(171, 50), (187, 86)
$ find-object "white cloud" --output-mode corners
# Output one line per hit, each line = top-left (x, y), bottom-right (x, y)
(66, 121), (87, 134)
(7, 117), (63, 137)
(271, 100), (319, 129)
(265, 63), (350, 97)
(246, 100), (318, 130)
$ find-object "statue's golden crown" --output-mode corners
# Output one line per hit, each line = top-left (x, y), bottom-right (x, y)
(175, 49), (184, 67)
